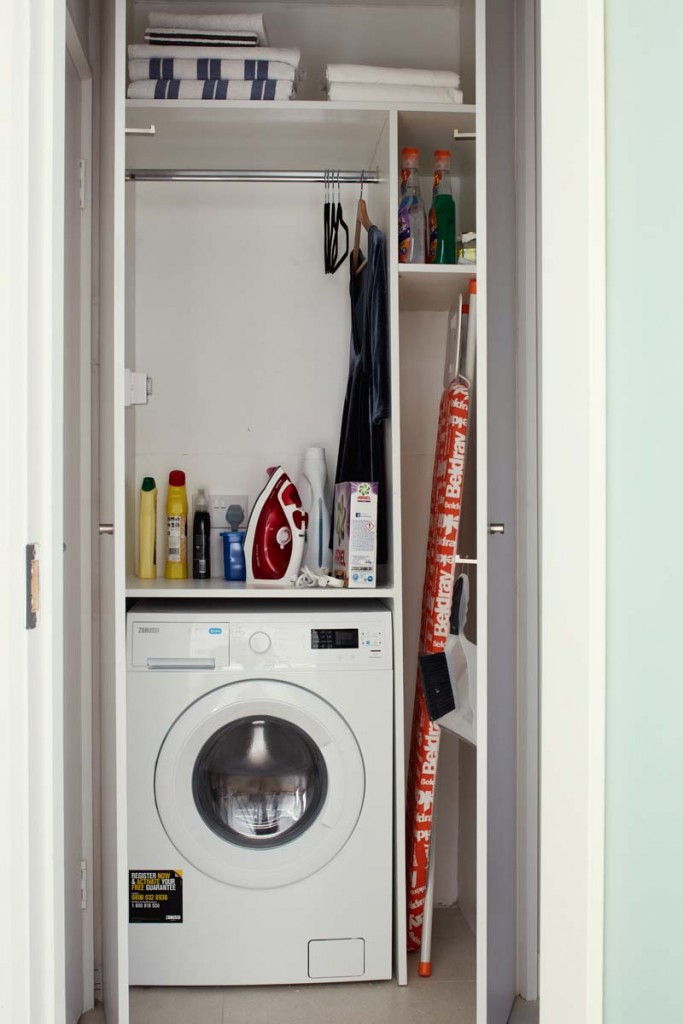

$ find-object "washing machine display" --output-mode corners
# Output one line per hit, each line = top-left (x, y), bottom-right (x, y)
(127, 601), (393, 988)
(310, 628), (359, 649)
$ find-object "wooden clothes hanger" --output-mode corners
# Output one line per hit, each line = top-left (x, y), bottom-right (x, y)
(352, 170), (374, 274)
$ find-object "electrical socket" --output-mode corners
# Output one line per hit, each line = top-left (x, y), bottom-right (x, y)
(208, 494), (249, 531)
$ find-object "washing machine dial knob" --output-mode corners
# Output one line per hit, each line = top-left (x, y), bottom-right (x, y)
(249, 631), (271, 654)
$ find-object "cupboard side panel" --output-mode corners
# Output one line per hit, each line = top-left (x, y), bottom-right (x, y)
(99, 1), (129, 1021)
(484, 0), (518, 1021)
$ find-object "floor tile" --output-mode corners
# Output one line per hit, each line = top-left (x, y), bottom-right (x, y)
(222, 979), (476, 1024)
(130, 986), (223, 1024)
(407, 907), (476, 983)
(78, 1006), (106, 1024)
(508, 996), (539, 1024)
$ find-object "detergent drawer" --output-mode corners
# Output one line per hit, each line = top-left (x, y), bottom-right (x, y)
(129, 619), (230, 670)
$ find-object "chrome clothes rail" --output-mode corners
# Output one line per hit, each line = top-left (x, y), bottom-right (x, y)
(125, 168), (381, 183)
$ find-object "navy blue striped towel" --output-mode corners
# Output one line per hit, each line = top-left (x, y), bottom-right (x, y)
(127, 79), (295, 100)
(128, 57), (296, 83)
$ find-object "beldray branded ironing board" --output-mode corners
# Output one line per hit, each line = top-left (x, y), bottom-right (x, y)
(406, 291), (474, 962)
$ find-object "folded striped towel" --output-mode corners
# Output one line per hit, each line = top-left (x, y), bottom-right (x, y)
(149, 11), (269, 46)
(128, 44), (301, 69)
(127, 79), (295, 101)
(128, 57), (296, 83)
(326, 64), (461, 89)
(327, 82), (464, 104)
(144, 30), (259, 48)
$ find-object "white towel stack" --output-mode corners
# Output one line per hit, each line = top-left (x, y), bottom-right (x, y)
(127, 12), (302, 101)
(325, 64), (463, 105)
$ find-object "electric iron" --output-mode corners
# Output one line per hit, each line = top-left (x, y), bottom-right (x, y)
(244, 466), (308, 586)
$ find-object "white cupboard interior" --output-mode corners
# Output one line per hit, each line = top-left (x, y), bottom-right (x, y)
(98, 0), (520, 1021)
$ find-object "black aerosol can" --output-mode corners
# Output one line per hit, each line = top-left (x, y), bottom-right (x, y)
(192, 488), (211, 579)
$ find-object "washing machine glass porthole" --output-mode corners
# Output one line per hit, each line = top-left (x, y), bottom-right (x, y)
(192, 715), (329, 849)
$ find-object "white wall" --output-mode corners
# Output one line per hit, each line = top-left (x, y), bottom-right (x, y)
(67, 0), (91, 54)
(604, 1), (683, 1020)
(129, 179), (384, 573)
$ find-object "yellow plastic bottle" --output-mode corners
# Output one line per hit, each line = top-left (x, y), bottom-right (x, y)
(137, 476), (157, 579)
(165, 470), (188, 579)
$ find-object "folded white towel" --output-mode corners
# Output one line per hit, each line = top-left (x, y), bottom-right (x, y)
(149, 11), (269, 46)
(128, 57), (296, 83)
(327, 82), (464, 104)
(127, 79), (295, 101)
(129, 44), (301, 68)
(144, 30), (259, 48)
(326, 64), (460, 89)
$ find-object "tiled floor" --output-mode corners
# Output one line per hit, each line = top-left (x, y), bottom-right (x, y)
(80, 909), (539, 1024)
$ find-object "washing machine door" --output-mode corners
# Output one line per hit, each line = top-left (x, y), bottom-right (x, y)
(154, 679), (365, 888)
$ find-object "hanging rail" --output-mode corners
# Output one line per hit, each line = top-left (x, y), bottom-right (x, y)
(125, 168), (381, 184)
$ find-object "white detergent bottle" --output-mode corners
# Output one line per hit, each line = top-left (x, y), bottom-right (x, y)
(298, 446), (332, 572)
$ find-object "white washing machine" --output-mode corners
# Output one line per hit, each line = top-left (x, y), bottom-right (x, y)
(126, 600), (394, 987)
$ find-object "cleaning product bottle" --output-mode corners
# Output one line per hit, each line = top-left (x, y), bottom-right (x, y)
(192, 488), (211, 580)
(398, 148), (427, 264)
(298, 446), (332, 572)
(220, 503), (246, 581)
(165, 470), (188, 579)
(429, 150), (456, 264)
(137, 476), (157, 579)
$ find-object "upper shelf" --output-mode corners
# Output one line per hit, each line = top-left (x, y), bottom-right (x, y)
(126, 101), (476, 174)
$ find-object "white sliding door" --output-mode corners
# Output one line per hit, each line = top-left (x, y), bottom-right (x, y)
(98, 0), (129, 1021)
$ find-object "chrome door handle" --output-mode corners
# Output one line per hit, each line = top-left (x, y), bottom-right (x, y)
(489, 523), (505, 535)
(125, 125), (156, 136)
(99, 523), (114, 536)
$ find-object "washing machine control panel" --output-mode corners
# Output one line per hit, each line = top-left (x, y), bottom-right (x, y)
(229, 622), (390, 670)
(311, 628), (358, 650)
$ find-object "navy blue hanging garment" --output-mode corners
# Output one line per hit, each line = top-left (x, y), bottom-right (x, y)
(333, 225), (391, 564)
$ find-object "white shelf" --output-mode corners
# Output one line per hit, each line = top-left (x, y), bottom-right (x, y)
(126, 577), (396, 599)
(126, 101), (476, 174)
(398, 264), (476, 311)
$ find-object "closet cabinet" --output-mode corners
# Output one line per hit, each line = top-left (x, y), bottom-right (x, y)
(98, 1), (519, 1022)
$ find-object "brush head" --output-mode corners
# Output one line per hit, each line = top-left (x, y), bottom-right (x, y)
(419, 652), (456, 722)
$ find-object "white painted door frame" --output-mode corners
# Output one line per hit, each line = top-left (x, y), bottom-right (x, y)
(0, 1), (67, 1023)
(2, 0), (606, 1020)
(538, 1), (606, 1023)
(65, 9), (96, 1016)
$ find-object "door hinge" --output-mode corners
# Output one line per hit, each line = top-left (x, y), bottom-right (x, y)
(124, 368), (152, 406)
(79, 158), (87, 210)
(26, 543), (39, 629)
(80, 860), (88, 910)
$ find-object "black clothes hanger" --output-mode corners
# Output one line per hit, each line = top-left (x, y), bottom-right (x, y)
(330, 170), (349, 275)
(327, 167), (335, 274)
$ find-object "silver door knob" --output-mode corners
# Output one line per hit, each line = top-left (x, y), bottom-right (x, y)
(99, 523), (114, 536)
(489, 523), (505, 535)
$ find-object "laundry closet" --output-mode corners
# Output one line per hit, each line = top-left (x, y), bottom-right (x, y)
(97, 0), (523, 1022)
